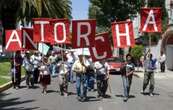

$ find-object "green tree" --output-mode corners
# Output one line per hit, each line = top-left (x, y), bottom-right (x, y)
(131, 45), (144, 67)
(88, 0), (145, 32)
(131, 45), (144, 60)
(0, 0), (72, 45)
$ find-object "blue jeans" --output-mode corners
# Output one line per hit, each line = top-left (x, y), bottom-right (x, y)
(67, 63), (73, 82)
(87, 73), (95, 90)
(76, 74), (87, 98)
(49, 63), (57, 76)
(121, 75), (133, 98)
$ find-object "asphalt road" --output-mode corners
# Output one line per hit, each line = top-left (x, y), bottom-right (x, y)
(0, 73), (173, 110)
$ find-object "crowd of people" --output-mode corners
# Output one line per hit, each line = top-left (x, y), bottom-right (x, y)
(9, 49), (166, 102)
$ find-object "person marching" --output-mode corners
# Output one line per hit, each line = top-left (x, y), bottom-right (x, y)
(159, 51), (166, 73)
(48, 51), (57, 77)
(30, 51), (42, 84)
(66, 51), (77, 83)
(121, 54), (135, 102)
(85, 56), (95, 91)
(22, 51), (34, 88)
(10, 51), (23, 89)
(141, 51), (157, 97)
(94, 60), (109, 98)
(39, 57), (51, 94)
(72, 55), (87, 101)
(58, 57), (69, 96)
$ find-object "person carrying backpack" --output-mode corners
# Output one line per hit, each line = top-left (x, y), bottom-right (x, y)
(141, 52), (157, 97)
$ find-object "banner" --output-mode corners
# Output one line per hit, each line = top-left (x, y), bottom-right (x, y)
(50, 19), (71, 45)
(89, 32), (112, 62)
(139, 7), (162, 33)
(72, 20), (96, 48)
(22, 28), (37, 50)
(33, 18), (52, 43)
(38, 42), (50, 55)
(112, 21), (135, 48)
(5, 30), (22, 51)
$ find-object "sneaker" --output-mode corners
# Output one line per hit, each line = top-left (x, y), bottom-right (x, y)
(123, 97), (128, 102)
(81, 97), (87, 102)
(97, 95), (102, 98)
(76, 96), (81, 101)
(140, 90), (145, 94)
(64, 93), (68, 97)
(149, 93), (154, 97)
(60, 92), (64, 96)
(27, 85), (30, 89)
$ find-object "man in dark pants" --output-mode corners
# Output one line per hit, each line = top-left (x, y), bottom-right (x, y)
(10, 51), (23, 89)
(30, 52), (41, 83)
(94, 60), (109, 98)
(159, 51), (166, 72)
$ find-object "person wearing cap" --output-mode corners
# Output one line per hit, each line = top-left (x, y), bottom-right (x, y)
(72, 55), (87, 101)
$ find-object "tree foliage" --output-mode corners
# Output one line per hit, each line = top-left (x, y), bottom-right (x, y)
(0, 0), (72, 45)
(0, 0), (72, 27)
(89, 0), (145, 32)
(131, 45), (144, 60)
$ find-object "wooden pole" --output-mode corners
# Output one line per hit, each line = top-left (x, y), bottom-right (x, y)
(149, 34), (151, 52)
(13, 52), (16, 83)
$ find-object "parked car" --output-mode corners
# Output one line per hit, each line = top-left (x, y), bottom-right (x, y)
(107, 57), (125, 74)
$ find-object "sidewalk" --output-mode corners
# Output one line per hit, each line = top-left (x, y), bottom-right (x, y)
(134, 67), (173, 79)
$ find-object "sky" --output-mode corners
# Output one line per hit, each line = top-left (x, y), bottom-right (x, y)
(71, 0), (89, 19)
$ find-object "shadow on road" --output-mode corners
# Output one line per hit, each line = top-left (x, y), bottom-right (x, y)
(82, 96), (101, 102)
(46, 90), (57, 93)
(142, 92), (160, 96)
(0, 92), (39, 110)
(115, 94), (136, 99)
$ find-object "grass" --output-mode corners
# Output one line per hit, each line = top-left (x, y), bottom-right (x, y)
(0, 77), (10, 86)
(0, 61), (11, 76)
(0, 58), (25, 86)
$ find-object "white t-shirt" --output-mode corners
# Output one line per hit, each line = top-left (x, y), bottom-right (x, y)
(39, 65), (50, 75)
(159, 54), (166, 63)
(94, 61), (108, 75)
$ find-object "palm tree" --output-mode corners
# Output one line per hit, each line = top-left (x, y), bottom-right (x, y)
(0, 0), (72, 45)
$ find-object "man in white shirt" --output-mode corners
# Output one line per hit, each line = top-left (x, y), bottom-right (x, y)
(66, 51), (77, 82)
(159, 51), (166, 72)
(94, 60), (109, 98)
(30, 51), (42, 83)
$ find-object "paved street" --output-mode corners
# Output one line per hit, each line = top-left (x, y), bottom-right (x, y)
(0, 72), (173, 110)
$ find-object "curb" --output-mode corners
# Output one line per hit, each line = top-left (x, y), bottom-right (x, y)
(0, 75), (25, 92)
